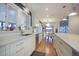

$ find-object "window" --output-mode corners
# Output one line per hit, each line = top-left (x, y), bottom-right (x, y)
(59, 20), (69, 33)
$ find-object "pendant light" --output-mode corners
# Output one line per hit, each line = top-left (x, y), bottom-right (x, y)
(68, 6), (77, 16)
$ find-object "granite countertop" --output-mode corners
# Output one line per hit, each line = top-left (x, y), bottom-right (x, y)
(55, 33), (79, 53)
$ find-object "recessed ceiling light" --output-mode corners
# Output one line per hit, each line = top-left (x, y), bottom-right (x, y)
(45, 8), (48, 11)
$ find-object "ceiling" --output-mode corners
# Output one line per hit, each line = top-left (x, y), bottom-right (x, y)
(23, 3), (79, 22)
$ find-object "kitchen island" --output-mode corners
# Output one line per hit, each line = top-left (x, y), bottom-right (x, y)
(54, 33), (79, 56)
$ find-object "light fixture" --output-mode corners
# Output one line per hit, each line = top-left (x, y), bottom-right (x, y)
(68, 7), (77, 16)
(68, 12), (77, 16)
(46, 23), (50, 27)
(63, 16), (69, 21)
(63, 18), (67, 21)
(45, 8), (48, 11)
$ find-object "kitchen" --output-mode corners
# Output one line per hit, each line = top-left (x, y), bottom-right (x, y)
(0, 3), (79, 56)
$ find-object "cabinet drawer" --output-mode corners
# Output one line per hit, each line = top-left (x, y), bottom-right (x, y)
(16, 47), (24, 56)
(10, 40), (24, 56)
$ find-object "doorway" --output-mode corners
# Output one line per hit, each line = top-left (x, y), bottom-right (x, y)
(42, 23), (54, 43)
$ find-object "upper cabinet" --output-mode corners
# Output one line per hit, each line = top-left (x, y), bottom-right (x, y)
(20, 12), (27, 26)
(0, 3), (17, 31)
(0, 4), (7, 22)
(7, 5), (17, 23)
(0, 3), (32, 31)
(7, 5), (17, 31)
(0, 4), (7, 31)
(20, 12), (31, 30)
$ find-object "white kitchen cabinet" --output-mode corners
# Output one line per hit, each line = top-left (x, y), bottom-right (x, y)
(54, 35), (72, 56)
(10, 39), (25, 56)
(24, 35), (35, 56)
(10, 42), (16, 56)
(0, 4), (7, 22)
(15, 39), (25, 56)
(5, 44), (11, 56)
(0, 46), (6, 56)
(0, 33), (35, 56)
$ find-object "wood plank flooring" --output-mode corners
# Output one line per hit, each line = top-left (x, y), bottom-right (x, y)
(34, 39), (57, 56)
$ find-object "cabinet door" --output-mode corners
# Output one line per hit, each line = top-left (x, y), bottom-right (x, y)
(10, 39), (25, 56)
(24, 35), (35, 56)
(29, 35), (35, 54)
(0, 46), (6, 56)
(15, 40), (25, 56)
(5, 44), (11, 56)
(54, 35), (72, 56)
(10, 42), (16, 56)
(24, 38), (30, 56)
(0, 4), (7, 22)
(60, 41), (72, 56)
(7, 5), (17, 23)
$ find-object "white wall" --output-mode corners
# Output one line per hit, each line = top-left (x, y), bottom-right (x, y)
(69, 15), (79, 34)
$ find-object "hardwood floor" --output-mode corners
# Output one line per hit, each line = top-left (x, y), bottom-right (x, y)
(34, 39), (57, 56)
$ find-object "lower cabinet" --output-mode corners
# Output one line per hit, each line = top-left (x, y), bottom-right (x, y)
(10, 39), (25, 56)
(24, 35), (35, 56)
(0, 34), (35, 56)
(0, 46), (6, 56)
(54, 35), (72, 56)
(5, 44), (11, 56)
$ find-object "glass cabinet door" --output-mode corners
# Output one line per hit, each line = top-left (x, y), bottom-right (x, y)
(20, 13), (27, 26)
(0, 4), (17, 31)
(0, 4), (7, 21)
(7, 5), (17, 31)
(7, 5), (17, 23)
(26, 15), (30, 27)
(0, 4), (7, 30)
